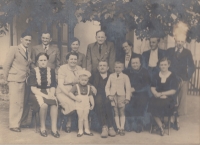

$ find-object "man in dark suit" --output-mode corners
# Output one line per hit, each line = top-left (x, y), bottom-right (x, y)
(90, 60), (116, 138)
(86, 30), (115, 73)
(3, 32), (32, 132)
(167, 35), (195, 116)
(142, 37), (166, 80)
(31, 31), (61, 72)
(120, 40), (142, 70)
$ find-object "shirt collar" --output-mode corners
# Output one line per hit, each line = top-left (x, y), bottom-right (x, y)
(115, 72), (122, 76)
(175, 47), (183, 53)
(20, 44), (27, 52)
(66, 64), (78, 71)
(43, 44), (49, 50)
(126, 50), (132, 56)
(151, 48), (158, 52)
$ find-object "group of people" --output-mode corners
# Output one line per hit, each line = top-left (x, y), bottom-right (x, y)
(3, 29), (195, 139)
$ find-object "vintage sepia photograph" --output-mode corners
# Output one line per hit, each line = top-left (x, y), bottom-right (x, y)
(0, 0), (199, 144)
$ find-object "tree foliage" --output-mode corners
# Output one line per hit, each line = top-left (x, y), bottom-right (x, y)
(0, 0), (200, 42)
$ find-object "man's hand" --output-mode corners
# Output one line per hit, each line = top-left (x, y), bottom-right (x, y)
(131, 87), (135, 93)
(76, 98), (82, 103)
(108, 95), (114, 101)
(124, 99), (129, 104)
(90, 105), (94, 110)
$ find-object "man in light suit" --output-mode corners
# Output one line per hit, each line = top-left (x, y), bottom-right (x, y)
(86, 30), (115, 73)
(142, 37), (166, 81)
(3, 32), (32, 132)
(31, 31), (60, 72)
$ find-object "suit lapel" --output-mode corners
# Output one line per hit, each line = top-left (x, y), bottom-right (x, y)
(100, 43), (107, 59)
(92, 43), (101, 59)
(18, 45), (28, 60)
(46, 45), (55, 55)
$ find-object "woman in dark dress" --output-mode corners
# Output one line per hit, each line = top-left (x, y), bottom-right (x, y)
(124, 56), (150, 133)
(148, 57), (178, 136)
(29, 52), (60, 138)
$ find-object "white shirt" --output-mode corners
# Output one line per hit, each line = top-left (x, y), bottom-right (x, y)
(175, 47), (183, 53)
(148, 48), (158, 67)
(100, 72), (108, 79)
(125, 51), (132, 68)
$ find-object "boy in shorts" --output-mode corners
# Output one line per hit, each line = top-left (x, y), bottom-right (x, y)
(105, 61), (131, 136)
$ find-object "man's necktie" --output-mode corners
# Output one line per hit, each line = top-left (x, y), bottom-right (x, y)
(44, 46), (47, 53)
(25, 48), (28, 60)
(176, 49), (181, 57)
(99, 45), (102, 55)
(117, 74), (119, 78)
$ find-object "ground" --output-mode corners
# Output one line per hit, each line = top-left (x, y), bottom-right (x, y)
(0, 95), (199, 144)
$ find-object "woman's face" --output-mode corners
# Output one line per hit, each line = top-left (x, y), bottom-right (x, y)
(68, 55), (78, 67)
(131, 58), (141, 70)
(37, 55), (48, 68)
(159, 60), (170, 72)
(71, 41), (80, 52)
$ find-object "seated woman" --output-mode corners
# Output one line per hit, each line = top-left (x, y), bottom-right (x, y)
(56, 52), (96, 133)
(124, 56), (150, 133)
(65, 37), (86, 68)
(29, 52), (59, 138)
(148, 57), (178, 136)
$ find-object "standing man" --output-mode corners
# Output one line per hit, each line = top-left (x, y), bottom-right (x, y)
(3, 32), (32, 132)
(142, 37), (166, 80)
(90, 60), (116, 138)
(167, 34), (195, 117)
(86, 30), (115, 73)
(120, 40), (142, 70)
(31, 31), (60, 72)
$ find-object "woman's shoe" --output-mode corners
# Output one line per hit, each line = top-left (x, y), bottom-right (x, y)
(40, 130), (47, 137)
(77, 133), (83, 137)
(51, 131), (60, 138)
(159, 127), (164, 136)
(84, 132), (93, 136)
(116, 128), (121, 135)
(65, 127), (71, 133)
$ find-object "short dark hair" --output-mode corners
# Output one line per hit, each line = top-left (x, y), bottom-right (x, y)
(21, 32), (32, 38)
(41, 31), (51, 37)
(122, 40), (133, 48)
(66, 52), (79, 60)
(131, 55), (142, 64)
(98, 59), (109, 66)
(149, 37), (160, 43)
(158, 57), (171, 65)
(96, 30), (106, 36)
(70, 37), (80, 46)
(35, 52), (49, 63)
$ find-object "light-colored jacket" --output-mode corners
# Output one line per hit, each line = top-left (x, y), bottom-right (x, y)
(3, 45), (32, 82)
(105, 72), (131, 100)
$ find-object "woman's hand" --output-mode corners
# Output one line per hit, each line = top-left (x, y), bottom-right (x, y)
(48, 94), (56, 100)
(160, 95), (167, 99)
(91, 86), (97, 95)
(154, 92), (162, 98)
(131, 87), (135, 93)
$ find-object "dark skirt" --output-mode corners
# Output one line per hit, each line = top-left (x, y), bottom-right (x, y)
(126, 92), (149, 117)
(148, 97), (175, 117)
(29, 88), (57, 112)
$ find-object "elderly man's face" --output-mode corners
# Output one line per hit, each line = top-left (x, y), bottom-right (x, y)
(98, 61), (109, 74)
(149, 38), (159, 50)
(122, 42), (132, 54)
(96, 32), (106, 44)
(175, 38), (186, 49)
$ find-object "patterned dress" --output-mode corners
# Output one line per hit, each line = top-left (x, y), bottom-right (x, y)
(29, 67), (57, 112)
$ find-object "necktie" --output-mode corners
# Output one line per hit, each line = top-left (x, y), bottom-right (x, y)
(117, 74), (119, 78)
(99, 45), (102, 55)
(176, 49), (181, 57)
(25, 48), (28, 59)
(44, 46), (47, 53)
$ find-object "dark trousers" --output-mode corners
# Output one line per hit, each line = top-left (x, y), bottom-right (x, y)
(94, 94), (114, 128)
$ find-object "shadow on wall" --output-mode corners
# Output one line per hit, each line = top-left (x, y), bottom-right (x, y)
(0, 67), (9, 101)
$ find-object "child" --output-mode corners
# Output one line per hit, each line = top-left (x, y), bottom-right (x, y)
(69, 69), (94, 137)
(105, 61), (131, 136)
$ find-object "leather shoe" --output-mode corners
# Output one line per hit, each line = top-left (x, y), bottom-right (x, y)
(51, 131), (60, 138)
(77, 133), (83, 137)
(40, 130), (48, 137)
(84, 132), (93, 136)
(65, 127), (71, 133)
(10, 128), (21, 132)
(174, 121), (180, 131)
(159, 127), (164, 136)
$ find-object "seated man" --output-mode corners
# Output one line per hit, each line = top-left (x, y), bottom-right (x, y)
(90, 60), (116, 138)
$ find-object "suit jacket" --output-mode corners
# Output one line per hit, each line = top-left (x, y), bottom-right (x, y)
(142, 48), (166, 70)
(105, 73), (131, 100)
(119, 52), (142, 70)
(167, 47), (195, 81)
(65, 51), (86, 68)
(3, 45), (32, 82)
(86, 41), (115, 73)
(31, 44), (61, 72)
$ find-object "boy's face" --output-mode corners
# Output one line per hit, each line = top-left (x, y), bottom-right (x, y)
(114, 63), (124, 74)
(79, 75), (89, 86)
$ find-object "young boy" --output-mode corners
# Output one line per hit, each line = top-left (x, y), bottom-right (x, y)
(105, 61), (131, 136)
(69, 69), (94, 137)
